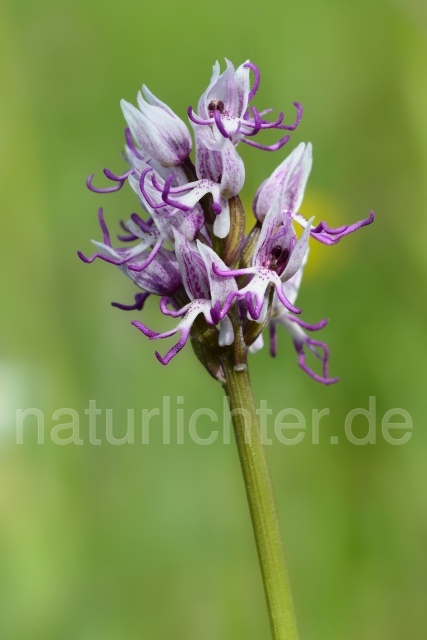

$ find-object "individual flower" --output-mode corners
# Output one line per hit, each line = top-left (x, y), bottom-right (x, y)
(128, 158), (206, 244)
(188, 59), (303, 151)
(78, 208), (161, 269)
(212, 197), (314, 320)
(141, 124), (245, 238)
(252, 255), (339, 385)
(77, 208), (182, 302)
(132, 232), (238, 364)
(253, 142), (374, 243)
(85, 113), (191, 196)
(121, 85), (192, 167)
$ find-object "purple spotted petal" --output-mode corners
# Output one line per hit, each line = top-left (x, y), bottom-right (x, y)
(173, 230), (210, 301)
(196, 241), (238, 309)
(253, 143), (312, 221)
(121, 89), (191, 167)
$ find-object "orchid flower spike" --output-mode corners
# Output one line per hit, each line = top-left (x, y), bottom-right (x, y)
(79, 59), (374, 381)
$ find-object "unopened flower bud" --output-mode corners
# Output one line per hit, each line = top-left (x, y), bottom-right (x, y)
(121, 86), (192, 167)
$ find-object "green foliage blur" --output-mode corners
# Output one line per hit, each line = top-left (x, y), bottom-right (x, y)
(1, 1), (426, 638)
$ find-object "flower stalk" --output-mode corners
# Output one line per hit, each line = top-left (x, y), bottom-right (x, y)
(221, 350), (299, 640)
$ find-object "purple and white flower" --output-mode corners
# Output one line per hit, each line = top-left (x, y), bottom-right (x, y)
(269, 259), (338, 385)
(128, 159), (206, 243)
(78, 208), (182, 303)
(132, 232), (238, 364)
(121, 85), (192, 167)
(254, 142), (374, 243)
(212, 197), (313, 320)
(140, 124), (245, 238)
(188, 59), (303, 151)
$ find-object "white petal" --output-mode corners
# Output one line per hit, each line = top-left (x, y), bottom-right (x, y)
(283, 142), (312, 213)
(213, 200), (231, 238)
(281, 217), (314, 281)
(173, 230), (210, 301)
(196, 241), (238, 307)
(248, 334), (264, 354)
(218, 316), (235, 346)
(197, 61), (221, 119)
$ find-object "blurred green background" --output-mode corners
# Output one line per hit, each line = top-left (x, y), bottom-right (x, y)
(1, 0), (426, 638)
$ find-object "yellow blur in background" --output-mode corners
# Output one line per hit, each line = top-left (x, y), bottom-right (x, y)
(1, 1), (427, 639)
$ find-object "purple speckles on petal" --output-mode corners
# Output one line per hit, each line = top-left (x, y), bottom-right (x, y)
(121, 91), (192, 167)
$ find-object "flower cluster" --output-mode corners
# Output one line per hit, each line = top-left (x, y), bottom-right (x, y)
(79, 60), (374, 384)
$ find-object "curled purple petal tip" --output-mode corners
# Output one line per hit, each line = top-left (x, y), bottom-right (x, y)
(241, 134), (290, 152)
(244, 61), (261, 103)
(131, 320), (159, 339)
(112, 292), (149, 311)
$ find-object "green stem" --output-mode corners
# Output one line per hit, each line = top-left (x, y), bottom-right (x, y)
(221, 354), (299, 640)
